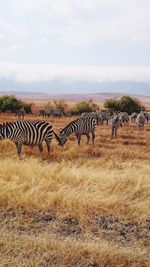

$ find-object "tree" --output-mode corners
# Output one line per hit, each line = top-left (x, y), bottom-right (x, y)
(104, 95), (144, 115)
(104, 98), (121, 112)
(119, 96), (143, 114)
(0, 95), (32, 113)
(70, 101), (92, 115)
(45, 99), (68, 112)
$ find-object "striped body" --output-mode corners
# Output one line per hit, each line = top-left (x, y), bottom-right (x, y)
(0, 120), (54, 158)
(59, 117), (97, 145)
(108, 114), (122, 138)
(81, 112), (99, 124)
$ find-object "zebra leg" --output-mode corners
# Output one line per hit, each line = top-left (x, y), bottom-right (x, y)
(92, 132), (95, 145)
(38, 144), (43, 153)
(115, 128), (117, 138)
(77, 135), (82, 145)
(111, 128), (114, 139)
(75, 133), (81, 145)
(15, 142), (22, 160)
(46, 142), (51, 154)
(86, 134), (90, 144)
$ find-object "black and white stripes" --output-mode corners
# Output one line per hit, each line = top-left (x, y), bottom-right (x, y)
(0, 120), (55, 158)
(59, 117), (97, 145)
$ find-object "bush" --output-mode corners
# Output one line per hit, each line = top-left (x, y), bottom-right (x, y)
(70, 101), (92, 115)
(45, 100), (68, 112)
(0, 95), (32, 113)
(104, 95), (144, 115)
(104, 98), (121, 112)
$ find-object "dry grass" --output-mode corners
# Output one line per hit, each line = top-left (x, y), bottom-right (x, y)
(0, 112), (150, 267)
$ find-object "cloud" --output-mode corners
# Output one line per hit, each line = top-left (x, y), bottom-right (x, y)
(0, 0), (150, 50)
(0, 62), (150, 84)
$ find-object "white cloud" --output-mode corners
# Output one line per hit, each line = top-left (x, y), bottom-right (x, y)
(0, 0), (150, 50)
(0, 62), (150, 83)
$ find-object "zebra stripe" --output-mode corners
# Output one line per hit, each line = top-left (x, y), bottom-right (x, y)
(0, 120), (56, 158)
(59, 117), (97, 145)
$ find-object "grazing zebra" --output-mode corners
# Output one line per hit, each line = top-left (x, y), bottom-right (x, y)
(57, 117), (97, 146)
(131, 112), (138, 122)
(108, 114), (122, 139)
(0, 120), (59, 159)
(136, 113), (146, 130)
(15, 108), (26, 120)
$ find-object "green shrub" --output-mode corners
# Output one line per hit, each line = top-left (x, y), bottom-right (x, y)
(70, 101), (92, 115)
(0, 95), (32, 113)
(104, 95), (144, 115)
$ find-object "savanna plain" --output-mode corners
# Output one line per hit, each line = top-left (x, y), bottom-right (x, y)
(0, 105), (150, 267)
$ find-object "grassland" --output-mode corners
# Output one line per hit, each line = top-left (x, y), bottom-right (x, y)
(0, 112), (150, 267)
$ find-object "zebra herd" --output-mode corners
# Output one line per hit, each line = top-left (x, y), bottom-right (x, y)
(0, 110), (149, 158)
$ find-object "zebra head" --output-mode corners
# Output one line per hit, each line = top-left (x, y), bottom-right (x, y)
(59, 129), (68, 146)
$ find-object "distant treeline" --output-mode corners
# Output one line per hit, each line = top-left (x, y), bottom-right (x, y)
(0, 95), (145, 115)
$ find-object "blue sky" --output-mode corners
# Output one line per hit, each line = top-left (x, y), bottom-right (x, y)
(0, 0), (150, 95)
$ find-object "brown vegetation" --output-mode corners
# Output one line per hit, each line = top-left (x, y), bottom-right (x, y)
(0, 110), (150, 266)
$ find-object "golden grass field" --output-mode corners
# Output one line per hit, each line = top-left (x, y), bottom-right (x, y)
(0, 110), (150, 267)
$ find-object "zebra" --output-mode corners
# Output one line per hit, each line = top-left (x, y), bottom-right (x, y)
(136, 113), (146, 130)
(81, 112), (100, 124)
(97, 110), (110, 124)
(119, 112), (129, 125)
(15, 108), (26, 120)
(0, 120), (60, 159)
(39, 109), (48, 119)
(131, 112), (138, 122)
(56, 117), (97, 146)
(52, 109), (64, 118)
(141, 111), (149, 123)
(81, 111), (109, 125)
(108, 114), (122, 139)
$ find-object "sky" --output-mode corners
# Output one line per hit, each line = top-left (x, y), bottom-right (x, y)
(0, 0), (150, 95)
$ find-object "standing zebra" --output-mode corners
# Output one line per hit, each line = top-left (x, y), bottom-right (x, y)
(57, 117), (97, 146)
(136, 113), (146, 130)
(108, 114), (122, 139)
(0, 120), (59, 159)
